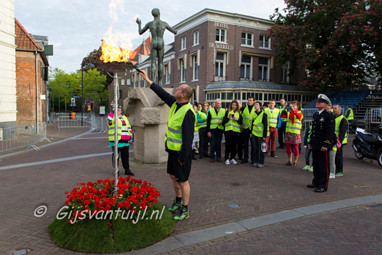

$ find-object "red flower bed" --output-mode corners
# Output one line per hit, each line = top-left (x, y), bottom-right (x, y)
(64, 176), (160, 224)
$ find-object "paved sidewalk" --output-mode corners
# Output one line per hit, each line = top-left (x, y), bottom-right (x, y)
(0, 124), (381, 255)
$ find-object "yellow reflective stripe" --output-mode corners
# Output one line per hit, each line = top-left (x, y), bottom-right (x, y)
(168, 127), (182, 134)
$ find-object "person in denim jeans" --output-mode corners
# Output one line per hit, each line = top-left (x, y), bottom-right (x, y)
(207, 99), (226, 162)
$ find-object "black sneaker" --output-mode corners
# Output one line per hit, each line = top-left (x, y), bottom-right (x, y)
(174, 207), (190, 221)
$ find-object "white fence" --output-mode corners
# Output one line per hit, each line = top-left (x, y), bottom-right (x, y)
(0, 122), (48, 153)
(56, 113), (108, 133)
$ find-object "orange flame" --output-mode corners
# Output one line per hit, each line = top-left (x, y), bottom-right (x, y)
(100, 40), (132, 63)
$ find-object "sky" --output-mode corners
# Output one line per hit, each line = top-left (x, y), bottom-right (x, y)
(15, 0), (286, 74)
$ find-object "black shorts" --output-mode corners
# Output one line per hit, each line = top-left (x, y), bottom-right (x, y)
(167, 152), (192, 182)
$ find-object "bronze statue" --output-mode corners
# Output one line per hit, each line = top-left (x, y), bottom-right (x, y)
(136, 8), (177, 85)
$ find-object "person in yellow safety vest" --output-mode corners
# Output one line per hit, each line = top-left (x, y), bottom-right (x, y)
(191, 103), (201, 160)
(333, 104), (348, 177)
(250, 101), (268, 168)
(196, 102), (208, 159)
(345, 104), (354, 129)
(207, 99), (226, 162)
(302, 123), (313, 172)
(139, 70), (196, 222)
(281, 100), (303, 167)
(223, 100), (243, 165)
(236, 100), (244, 161)
(264, 99), (281, 158)
(240, 96), (256, 164)
(107, 105), (134, 176)
(278, 98), (289, 149)
(326, 104), (337, 179)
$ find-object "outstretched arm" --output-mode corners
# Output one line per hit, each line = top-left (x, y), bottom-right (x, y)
(166, 23), (177, 34)
(136, 18), (150, 35)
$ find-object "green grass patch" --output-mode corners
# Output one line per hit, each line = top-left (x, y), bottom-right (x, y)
(48, 203), (175, 253)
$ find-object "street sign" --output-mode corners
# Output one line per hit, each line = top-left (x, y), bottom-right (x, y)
(70, 97), (76, 107)
(73, 96), (80, 98)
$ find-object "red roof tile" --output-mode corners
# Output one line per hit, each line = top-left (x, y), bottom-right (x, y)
(15, 18), (41, 50)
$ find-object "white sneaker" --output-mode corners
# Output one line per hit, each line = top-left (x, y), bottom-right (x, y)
(225, 159), (230, 165)
(302, 165), (310, 170)
(309, 166), (313, 172)
(230, 159), (237, 165)
(329, 173), (336, 179)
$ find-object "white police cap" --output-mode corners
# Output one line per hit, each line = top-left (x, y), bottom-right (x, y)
(317, 94), (331, 105)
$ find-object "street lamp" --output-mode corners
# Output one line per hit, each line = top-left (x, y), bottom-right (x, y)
(81, 60), (95, 126)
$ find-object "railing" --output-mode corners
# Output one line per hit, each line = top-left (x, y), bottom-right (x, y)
(364, 108), (382, 131)
(0, 122), (48, 153)
(57, 116), (92, 131)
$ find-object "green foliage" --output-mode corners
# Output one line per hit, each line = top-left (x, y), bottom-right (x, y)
(270, 0), (382, 91)
(48, 203), (175, 253)
(49, 67), (109, 112)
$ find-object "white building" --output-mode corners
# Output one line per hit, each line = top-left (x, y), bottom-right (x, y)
(0, 0), (16, 128)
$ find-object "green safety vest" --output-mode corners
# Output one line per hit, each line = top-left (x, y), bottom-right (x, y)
(264, 108), (280, 128)
(307, 125), (312, 143)
(164, 102), (196, 151)
(251, 111), (269, 137)
(242, 105), (255, 130)
(209, 107), (226, 130)
(346, 108), (354, 121)
(225, 110), (241, 133)
(285, 111), (303, 134)
(335, 115), (348, 145)
(278, 105), (288, 122)
(195, 110), (207, 131)
(108, 115), (131, 141)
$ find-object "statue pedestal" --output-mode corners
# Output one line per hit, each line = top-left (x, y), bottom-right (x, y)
(123, 87), (174, 164)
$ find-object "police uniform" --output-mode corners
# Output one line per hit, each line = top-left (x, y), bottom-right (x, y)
(308, 94), (335, 192)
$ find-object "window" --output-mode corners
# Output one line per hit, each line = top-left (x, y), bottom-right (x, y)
(121, 79), (125, 86)
(181, 36), (186, 50)
(192, 54), (199, 81)
(165, 64), (170, 84)
(258, 57), (269, 81)
(241, 32), (253, 46)
(216, 29), (226, 43)
(281, 61), (290, 83)
(240, 55), (252, 80)
(215, 52), (226, 80)
(193, 31), (199, 46)
(180, 58), (185, 83)
(259, 35), (270, 49)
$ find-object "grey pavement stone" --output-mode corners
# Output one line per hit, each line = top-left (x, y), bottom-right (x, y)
(238, 210), (306, 230)
(175, 222), (246, 246)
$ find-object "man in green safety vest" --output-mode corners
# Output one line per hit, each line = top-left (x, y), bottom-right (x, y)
(207, 99), (226, 162)
(278, 98), (289, 149)
(345, 104), (354, 127)
(264, 99), (281, 157)
(240, 96), (255, 164)
(140, 70), (195, 222)
(333, 104), (348, 177)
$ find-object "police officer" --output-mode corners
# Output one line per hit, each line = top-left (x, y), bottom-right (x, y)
(307, 94), (335, 193)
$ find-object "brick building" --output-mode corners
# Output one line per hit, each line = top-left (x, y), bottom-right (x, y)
(132, 8), (316, 108)
(15, 18), (50, 125)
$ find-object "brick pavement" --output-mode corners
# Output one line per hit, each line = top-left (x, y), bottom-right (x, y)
(0, 123), (382, 254)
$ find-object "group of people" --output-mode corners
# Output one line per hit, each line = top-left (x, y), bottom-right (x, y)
(107, 73), (353, 222)
(191, 97), (303, 169)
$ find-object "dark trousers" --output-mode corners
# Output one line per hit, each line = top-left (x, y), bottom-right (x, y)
(210, 131), (223, 159)
(305, 148), (312, 165)
(242, 129), (254, 162)
(237, 131), (243, 160)
(199, 127), (208, 157)
(224, 131), (238, 160)
(111, 146), (130, 171)
(252, 136), (265, 165)
(278, 122), (286, 148)
(312, 150), (330, 189)
(335, 145), (345, 173)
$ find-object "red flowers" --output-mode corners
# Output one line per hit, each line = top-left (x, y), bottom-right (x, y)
(64, 176), (160, 224)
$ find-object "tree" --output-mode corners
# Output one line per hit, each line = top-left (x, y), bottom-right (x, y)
(269, 0), (382, 91)
(49, 68), (108, 112)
